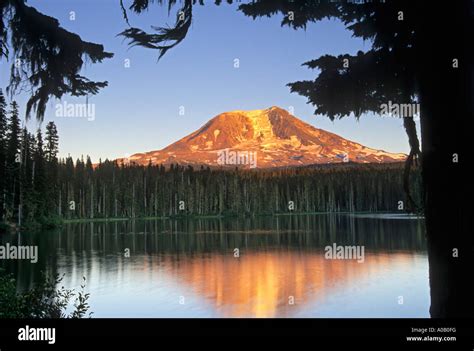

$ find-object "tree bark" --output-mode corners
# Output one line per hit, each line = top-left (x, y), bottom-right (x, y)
(417, 1), (474, 317)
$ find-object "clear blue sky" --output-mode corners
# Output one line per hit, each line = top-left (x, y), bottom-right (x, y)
(0, 0), (415, 162)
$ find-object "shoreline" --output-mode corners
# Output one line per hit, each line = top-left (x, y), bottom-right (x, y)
(61, 210), (424, 224)
(1, 211), (425, 233)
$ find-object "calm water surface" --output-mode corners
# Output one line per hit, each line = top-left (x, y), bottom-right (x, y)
(1, 214), (429, 317)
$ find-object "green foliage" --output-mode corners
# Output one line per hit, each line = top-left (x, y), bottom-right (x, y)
(4, 100), (21, 224)
(45, 122), (59, 162)
(0, 92), (61, 228)
(0, 1), (113, 121)
(0, 269), (92, 318)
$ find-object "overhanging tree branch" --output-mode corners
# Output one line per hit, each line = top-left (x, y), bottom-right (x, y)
(0, 0), (113, 121)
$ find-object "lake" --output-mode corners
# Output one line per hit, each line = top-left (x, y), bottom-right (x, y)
(0, 213), (429, 318)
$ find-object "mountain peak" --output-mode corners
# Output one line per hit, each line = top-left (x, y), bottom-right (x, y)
(268, 105), (287, 112)
(225, 106), (286, 116)
(120, 107), (406, 168)
(226, 106), (277, 114)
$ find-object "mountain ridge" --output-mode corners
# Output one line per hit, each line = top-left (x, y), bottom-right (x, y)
(118, 106), (406, 168)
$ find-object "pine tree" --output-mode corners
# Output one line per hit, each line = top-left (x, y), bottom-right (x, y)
(45, 121), (59, 217)
(0, 90), (7, 221)
(33, 129), (46, 217)
(5, 101), (21, 223)
(19, 128), (34, 224)
(45, 122), (59, 163)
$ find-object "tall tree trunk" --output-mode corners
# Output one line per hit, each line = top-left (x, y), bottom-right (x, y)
(417, 1), (474, 317)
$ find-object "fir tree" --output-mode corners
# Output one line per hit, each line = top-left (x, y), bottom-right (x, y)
(5, 102), (21, 223)
(0, 90), (7, 221)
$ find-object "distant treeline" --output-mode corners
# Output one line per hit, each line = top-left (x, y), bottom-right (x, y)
(0, 92), (421, 228)
(55, 161), (418, 220)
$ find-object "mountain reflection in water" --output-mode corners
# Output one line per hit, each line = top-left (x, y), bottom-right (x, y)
(0, 214), (429, 317)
